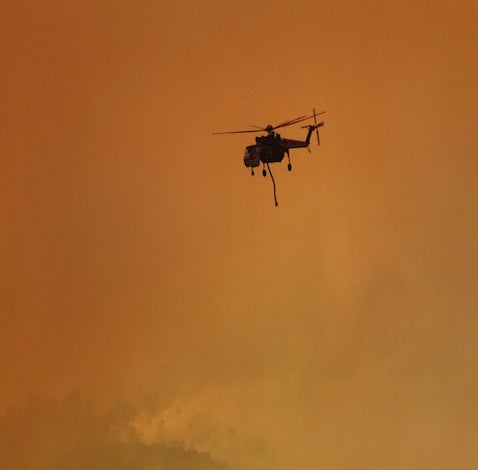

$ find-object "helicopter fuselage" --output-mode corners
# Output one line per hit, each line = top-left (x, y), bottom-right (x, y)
(244, 136), (285, 168)
(243, 127), (320, 169)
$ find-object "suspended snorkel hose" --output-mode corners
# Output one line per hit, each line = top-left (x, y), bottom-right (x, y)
(266, 163), (278, 206)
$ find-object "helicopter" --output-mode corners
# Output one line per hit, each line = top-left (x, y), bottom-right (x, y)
(213, 108), (325, 206)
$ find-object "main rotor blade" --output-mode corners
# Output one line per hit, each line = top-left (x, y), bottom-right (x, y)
(212, 129), (264, 135)
(273, 115), (307, 130)
(273, 111), (327, 130)
(213, 111), (327, 135)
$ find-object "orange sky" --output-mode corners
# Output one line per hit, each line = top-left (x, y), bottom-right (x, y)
(1, 1), (478, 468)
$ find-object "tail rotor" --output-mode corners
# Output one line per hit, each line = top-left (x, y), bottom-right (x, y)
(313, 108), (323, 145)
(301, 108), (325, 149)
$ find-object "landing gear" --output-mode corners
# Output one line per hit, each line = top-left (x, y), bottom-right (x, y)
(286, 150), (292, 171)
(262, 164), (267, 177)
(251, 168), (254, 176)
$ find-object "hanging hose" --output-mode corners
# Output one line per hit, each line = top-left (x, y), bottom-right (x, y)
(266, 162), (278, 206)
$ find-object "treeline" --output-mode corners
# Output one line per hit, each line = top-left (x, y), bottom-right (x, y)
(0, 390), (227, 470)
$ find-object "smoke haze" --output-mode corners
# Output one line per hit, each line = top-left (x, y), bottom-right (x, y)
(2, 1), (478, 468)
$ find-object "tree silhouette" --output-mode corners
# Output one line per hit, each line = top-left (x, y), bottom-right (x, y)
(0, 392), (228, 470)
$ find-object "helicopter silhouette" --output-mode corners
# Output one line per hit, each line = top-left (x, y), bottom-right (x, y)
(213, 109), (325, 206)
